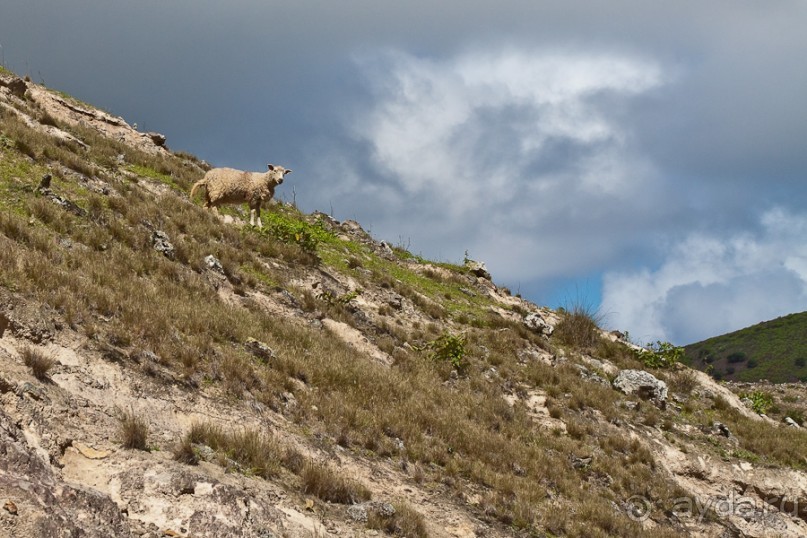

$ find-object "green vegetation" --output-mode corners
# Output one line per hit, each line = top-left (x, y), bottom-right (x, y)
(426, 332), (467, 371)
(741, 389), (774, 414)
(635, 341), (684, 369)
(684, 311), (807, 382)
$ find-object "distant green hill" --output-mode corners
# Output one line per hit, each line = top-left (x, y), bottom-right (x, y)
(684, 312), (807, 383)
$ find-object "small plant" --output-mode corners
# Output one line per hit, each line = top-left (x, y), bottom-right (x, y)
(21, 346), (56, 381)
(743, 390), (774, 414)
(118, 408), (149, 450)
(727, 352), (747, 364)
(636, 341), (684, 369)
(173, 435), (199, 465)
(553, 303), (601, 349)
(367, 501), (429, 538)
(321, 289), (360, 306)
(669, 369), (698, 395)
(427, 332), (466, 370)
(301, 462), (371, 504)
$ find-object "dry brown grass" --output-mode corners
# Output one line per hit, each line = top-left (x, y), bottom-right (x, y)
(367, 501), (428, 538)
(301, 462), (371, 504)
(118, 408), (149, 450)
(21, 346), (56, 380)
(553, 303), (602, 349)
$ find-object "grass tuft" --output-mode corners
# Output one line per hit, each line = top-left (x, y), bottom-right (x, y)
(118, 408), (149, 450)
(21, 346), (56, 380)
(553, 302), (602, 349)
(301, 462), (372, 504)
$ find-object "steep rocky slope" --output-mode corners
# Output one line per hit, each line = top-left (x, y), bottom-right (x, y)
(1, 69), (806, 538)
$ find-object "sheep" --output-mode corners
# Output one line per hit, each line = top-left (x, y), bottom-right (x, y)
(190, 164), (291, 228)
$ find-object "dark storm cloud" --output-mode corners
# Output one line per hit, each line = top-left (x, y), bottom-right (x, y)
(2, 0), (806, 343)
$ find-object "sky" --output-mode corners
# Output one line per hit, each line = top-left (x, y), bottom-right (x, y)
(1, 1), (806, 345)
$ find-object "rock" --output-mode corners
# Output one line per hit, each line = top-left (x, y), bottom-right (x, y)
(581, 355), (619, 377)
(152, 230), (175, 260)
(378, 241), (395, 258)
(0, 409), (132, 535)
(785, 416), (801, 428)
(16, 381), (49, 402)
(387, 294), (403, 310)
(245, 337), (275, 362)
(612, 369), (668, 408)
(3, 500), (18, 515)
(36, 181), (87, 217)
(204, 254), (224, 274)
(0, 75), (28, 98)
(347, 501), (396, 523)
(524, 312), (554, 336)
(712, 421), (732, 438)
(147, 132), (167, 147)
(465, 259), (491, 280)
(0, 312), (8, 338)
(571, 455), (592, 469)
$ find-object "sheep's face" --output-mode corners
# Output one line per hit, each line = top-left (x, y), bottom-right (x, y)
(267, 164), (292, 186)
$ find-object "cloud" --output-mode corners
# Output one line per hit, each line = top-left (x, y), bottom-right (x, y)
(315, 47), (668, 282)
(601, 208), (807, 344)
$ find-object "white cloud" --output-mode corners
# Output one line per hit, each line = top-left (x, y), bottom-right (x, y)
(602, 208), (807, 344)
(332, 47), (667, 280)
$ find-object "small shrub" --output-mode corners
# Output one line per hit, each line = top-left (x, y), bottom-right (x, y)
(795, 357), (806, 368)
(669, 369), (698, 395)
(743, 390), (774, 414)
(301, 462), (371, 504)
(118, 408), (149, 450)
(636, 341), (683, 369)
(747, 358), (759, 369)
(727, 352), (747, 364)
(21, 346), (56, 380)
(427, 332), (466, 371)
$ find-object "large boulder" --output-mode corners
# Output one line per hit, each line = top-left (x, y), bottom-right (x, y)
(612, 369), (668, 408)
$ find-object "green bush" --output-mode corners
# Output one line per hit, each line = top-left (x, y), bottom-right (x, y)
(743, 390), (774, 414)
(427, 332), (467, 371)
(727, 352), (747, 364)
(636, 341), (683, 369)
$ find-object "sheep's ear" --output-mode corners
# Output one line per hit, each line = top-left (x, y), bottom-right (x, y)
(284, 169), (292, 175)
(267, 164), (275, 171)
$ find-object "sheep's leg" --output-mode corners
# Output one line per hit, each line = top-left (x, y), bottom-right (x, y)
(249, 203), (262, 228)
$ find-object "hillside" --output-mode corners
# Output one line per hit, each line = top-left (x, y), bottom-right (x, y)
(1, 68), (807, 538)
(684, 312), (807, 383)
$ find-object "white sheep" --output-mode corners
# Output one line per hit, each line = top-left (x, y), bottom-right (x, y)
(190, 164), (291, 228)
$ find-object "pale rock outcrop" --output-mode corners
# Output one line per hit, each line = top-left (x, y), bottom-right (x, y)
(524, 312), (554, 336)
(613, 369), (668, 407)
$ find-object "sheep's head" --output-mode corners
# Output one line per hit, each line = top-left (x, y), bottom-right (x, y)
(267, 164), (292, 186)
